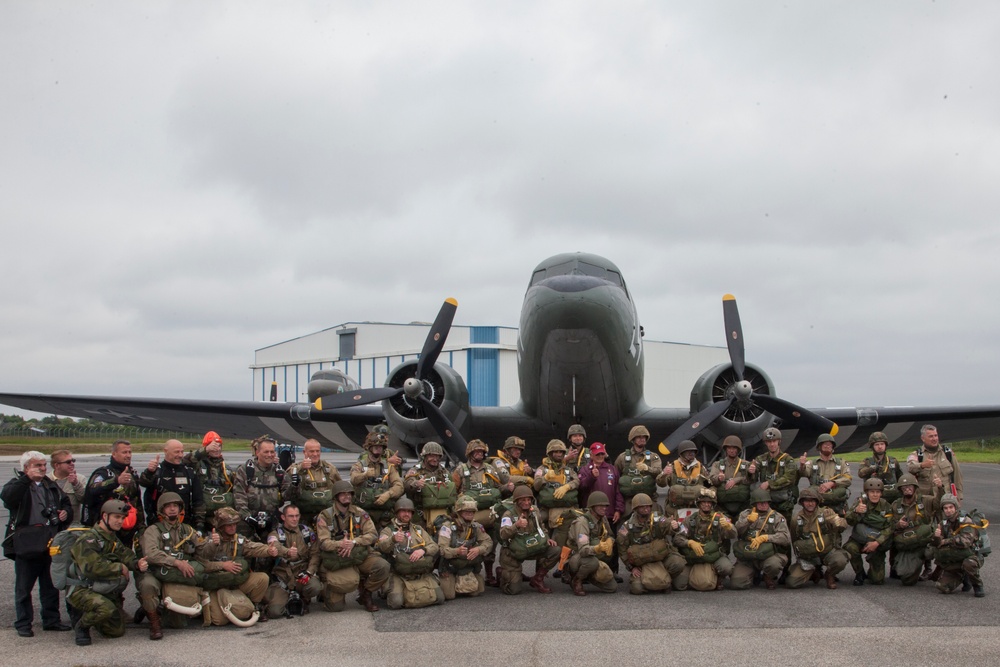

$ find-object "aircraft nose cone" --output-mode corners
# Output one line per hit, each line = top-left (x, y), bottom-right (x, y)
(403, 377), (423, 399)
(733, 380), (753, 400)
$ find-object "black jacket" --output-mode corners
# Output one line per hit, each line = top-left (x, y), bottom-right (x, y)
(2, 471), (71, 558)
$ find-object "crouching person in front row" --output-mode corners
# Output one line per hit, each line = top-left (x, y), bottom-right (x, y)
(264, 502), (322, 618)
(138, 492), (210, 640)
(565, 491), (618, 596)
(316, 481), (390, 612)
(377, 497), (443, 609)
(437, 496), (494, 600)
(68, 500), (149, 646)
(731, 488), (790, 590)
(497, 485), (560, 595)
(932, 493), (987, 598)
(198, 507), (278, 625)
(616, 493), (685, 595)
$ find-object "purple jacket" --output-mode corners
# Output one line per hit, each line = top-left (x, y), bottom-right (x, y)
(577, 461), (626, 518)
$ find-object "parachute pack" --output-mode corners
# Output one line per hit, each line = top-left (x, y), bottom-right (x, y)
(964, 509), (991, 557)
(48, 527), (96, 590)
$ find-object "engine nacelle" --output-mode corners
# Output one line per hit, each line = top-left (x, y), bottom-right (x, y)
(689, 362), (776, 449)
(306, 368), (361, 404)
(381, 360), (471, 450)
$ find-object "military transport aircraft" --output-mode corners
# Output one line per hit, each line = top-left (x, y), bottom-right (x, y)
(3, 252), (1000, 463)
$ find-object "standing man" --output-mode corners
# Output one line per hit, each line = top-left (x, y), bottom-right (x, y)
(264, 502), (322, 618)
(350, 431), (404, 530)
(907, 424), (963, 504)
(139, 439), (205, 531)
(533, 440), (580, 530)
(578, 443), (625, 524)
(857, 432), (904, 505)
(233, 435), (285, 539)
(452, 439), (508, 587)
(186, 431), (234, 529)
(82, 440), (144, 546)
(49, 450), (85, 525)
(403, 442), (456, 532)
(749, 427), (799, 527)
(283, 438), (342, 527)
(800, 434), (853, 516)
(565, 424), (592, 471)
(494, 436), (534, 493)
(2, 451), (72, 637)
(709, 436), (752, 519)
(68, 500), (149, 646)
(658, 440), (710, 514)
(616, 425), (663, 514)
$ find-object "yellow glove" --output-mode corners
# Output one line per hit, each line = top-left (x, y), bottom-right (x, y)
(595, 538), (614, 557)
(686, 540), (705, 557)
(749, 534), (769, 550)
(375, 492), (392, 506)
(553, 484), (572, 500)
(747, 510), (759, 523)
(634, 461), (648, 473)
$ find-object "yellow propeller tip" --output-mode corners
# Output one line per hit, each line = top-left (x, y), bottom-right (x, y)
(658, 442), (671, 456)
(313, 398), (322, 410)
(446, 297), (458, 306)
(830, 424), (839, 437)
(723, 294), (736, 301)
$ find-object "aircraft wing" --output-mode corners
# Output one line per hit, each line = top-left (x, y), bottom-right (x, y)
(0, 393), (383, 453)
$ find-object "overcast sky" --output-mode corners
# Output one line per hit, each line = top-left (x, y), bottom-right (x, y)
(2, 1), (998, 420)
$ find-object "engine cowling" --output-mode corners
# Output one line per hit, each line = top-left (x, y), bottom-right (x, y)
(689, 362), (776, 449)
(381, 360), (471, 449)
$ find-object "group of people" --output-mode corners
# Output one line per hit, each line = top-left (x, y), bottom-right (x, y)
(1, 422), (987, 647)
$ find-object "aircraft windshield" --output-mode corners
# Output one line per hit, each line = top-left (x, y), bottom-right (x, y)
(530, 260), (625, 290)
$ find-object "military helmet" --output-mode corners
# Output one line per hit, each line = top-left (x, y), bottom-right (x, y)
(696, 488), (717, 505)
(587, 491), (611, 508)
(503, 436), (526, 451)
(156, 492), (184, 514)
(762, 427), (782, 441)
(100, 499), (130, 516)
(466, 439), (489, 457)
(676, 439), (697, 455)
(896, 473), (918, 489)
(364, 431), (388, 450)
(546, 439), (568, 455)
(332, 480), (355, 496)
(628, 425), (650, 442)
(940, 493), (960, 509)
(394, 497), (416, 512)
(512, 485), (534, 501)
(799, 487), (820, 502)
(421, 442), (444, 457)
(750, 488), (771, 504)
(863, 478), (884, 492)
(867, 431), (889, 447)
(631, 493), (653, 509)
(816, 433), (837, 448)
(722, 435), (743, 451)
(567, 424), (587, 439)
(214, 507), (241, 526)
(454, 496), (478, 513)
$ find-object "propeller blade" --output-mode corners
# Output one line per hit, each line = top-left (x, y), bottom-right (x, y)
(269, 382), (278, 402)
(313, 387), (402, 411)
(417, 394), (468, 461)
(722, 294), (745, 382)
(416, 298), (458, 380)
(662, 398), (735, 453)
(751, 393), (839, 435)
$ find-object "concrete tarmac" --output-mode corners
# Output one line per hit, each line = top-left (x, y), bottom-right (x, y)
(0, 450), (997, 666)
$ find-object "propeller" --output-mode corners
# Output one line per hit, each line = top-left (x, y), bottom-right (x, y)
(269, 382), (278, 402)
(311, 298), (468, 460)
(661, 293), (838, 452)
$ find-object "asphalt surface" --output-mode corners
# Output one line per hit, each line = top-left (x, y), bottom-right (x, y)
(0, 450), (997, 666)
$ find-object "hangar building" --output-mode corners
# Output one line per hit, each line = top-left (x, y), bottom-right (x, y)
(252, 322), (729, 409)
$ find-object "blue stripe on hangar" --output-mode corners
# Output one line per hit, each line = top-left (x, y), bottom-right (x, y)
(468, 326), (498, 407)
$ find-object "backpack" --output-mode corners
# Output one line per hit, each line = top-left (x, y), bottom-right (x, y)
(965, 509), (991, 557)
(48, 527), (94, 590)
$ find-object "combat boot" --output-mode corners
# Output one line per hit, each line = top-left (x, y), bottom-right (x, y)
(357, 585), (380, 612)
(147, 608), (163, 641)
(529, 568), (552, 594)
(132, 608), (146, 625)
(825, 571), (838, 590)
(70, 609), (91, 647)
(256, 604), (269, 623)
(484, 564), (498, 588)
(762, 573), (777, 590)
(809, 567), (823, 584)
(571, 577), (587, 596)
(973, 583), (986, 598)
(962, 575), (972, 592)
(852, 571), (866, 586)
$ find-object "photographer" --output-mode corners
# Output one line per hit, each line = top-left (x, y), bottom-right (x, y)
(2, 450), (72, 637)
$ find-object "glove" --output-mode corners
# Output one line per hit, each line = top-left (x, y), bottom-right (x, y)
(290, 473), (301, 486)
(553, 484), (572, 500)
(749, 534), (769, 550)
(686, 540), (705, 557)
(634, 461), (648, 473)
(747, 510), (759, 523)
(296, 571), (311, 586)
(595, 538), (615, 557)
(375, 492), (392, 506)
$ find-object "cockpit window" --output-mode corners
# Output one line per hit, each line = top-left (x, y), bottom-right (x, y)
(530, 260), (626, 291)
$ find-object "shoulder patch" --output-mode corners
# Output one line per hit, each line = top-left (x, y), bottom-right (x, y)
(500, 517), (512, 528)
(438, 525), (452, 539)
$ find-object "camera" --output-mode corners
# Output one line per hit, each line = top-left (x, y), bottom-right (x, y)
(40, 506), (59, 525)
(286, 590), (304, 616)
